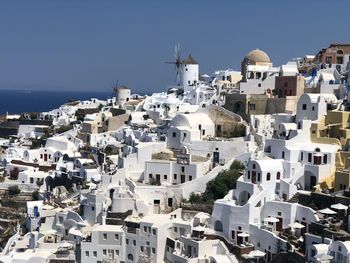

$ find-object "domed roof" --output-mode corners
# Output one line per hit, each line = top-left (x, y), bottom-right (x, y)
(244, 49), (271, 64)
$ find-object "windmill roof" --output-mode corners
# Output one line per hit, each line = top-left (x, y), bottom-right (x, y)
(183, 54), (198, 65)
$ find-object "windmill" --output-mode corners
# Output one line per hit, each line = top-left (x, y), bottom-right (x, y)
(165, 43), (183, 85)
(111, 80), (120, 94)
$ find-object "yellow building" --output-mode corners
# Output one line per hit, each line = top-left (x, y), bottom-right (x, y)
(311, 110), (350, 191)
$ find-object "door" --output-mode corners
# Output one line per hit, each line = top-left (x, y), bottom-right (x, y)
(156, 174), (161, 185)
(252, 171), (256, 184)
(310, 175), (317, 189)
(181, 174), (186, 184)
(217, 125), (222, 137)
(276, 217), (283, 231)
(44, 154), (48, 162)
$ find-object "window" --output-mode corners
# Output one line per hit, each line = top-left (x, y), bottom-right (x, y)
(323, 154), (327, 164)
(308, 153), (312, 162)
(189, 175), (192, 181)
(257, 242), (261, 247)
(231, 230), (235, 239)
(85, 251), (89, 257)
(93, 251), (97, 257)
(126, 239), (129, 245)
(133, 240), (136, 246)
(278, 212), (282, 216)
(152, 229), (156, 235)
(181, 166), (185, 173)
(30, 177), (34, 184)
(128, 254), (134, 261)
(103, 233), (107, 240)
(164, 174), (167, 180)
(115, 234), (119, 240)
(267, 173), (271, 181)
(215, 221), (223, 232)
(91, 206), (95, 211)
(277, 172), (281, 180)
(141, 246), (144, 252)
(149, 174), (153, 178)
(144, 226), (147, 233)
(202, 129), (205, 136)
(252, 164), (256, 169)
(258, 173), (261, 181)
(302, 104), (307, 110)
(103, 249), (106, 256)
(199, 124), (202, 130)
(174, 227), (178, 232)
(116, 250), (119, 256)
(282, 151), (285, 158)
(249, 103), (256, 111)
(301, 152), (303, 161)
(247, 171), (250, 179)
(152, 247), (156, 254)
(173, 174), (177, 180)
(312, 106), (315, 111)
(172, 132), (176, 138)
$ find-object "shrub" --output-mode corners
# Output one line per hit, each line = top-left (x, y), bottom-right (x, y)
(8, 185), (20, 195)
(188, 160), (245, 203)
(10, 168), (19, 180)
(231, 123), (246, 137)
(189, 193), (202, 204)
(149, 178), (157, 185)
(32, 190), (40, 200)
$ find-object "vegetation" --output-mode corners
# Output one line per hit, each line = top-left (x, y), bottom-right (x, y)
(230, 123), (246, 138)
(9, 167), (19, 180)
(189, 160), (245, 204)
(32, 190), (40, 200)
(0, 176), (5, 182)
(55, 124), (73, 134)
(149, 177), (157, 185)
(36, 178), (44, 188)
(8, 185), (20, 195)
(30, 137), (46, 149)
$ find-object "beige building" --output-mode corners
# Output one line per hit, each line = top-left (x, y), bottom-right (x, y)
(78, 109), (129, 142)
(224, 93), (297, 122)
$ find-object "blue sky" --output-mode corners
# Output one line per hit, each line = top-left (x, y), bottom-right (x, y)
(0, 0), (349, 94)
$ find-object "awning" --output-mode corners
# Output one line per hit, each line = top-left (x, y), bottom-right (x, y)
(237, 232), (250, 237)
(318, 208), (337, 215)
(331, 203), (348, 210)
(288, 222), (305, 229)
(264, 217), (279, 223)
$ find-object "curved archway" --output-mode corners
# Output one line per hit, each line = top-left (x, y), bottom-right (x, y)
(214, 220), (223, 232)
(238, 190), (251, 205)
(128, 253), (134, 261)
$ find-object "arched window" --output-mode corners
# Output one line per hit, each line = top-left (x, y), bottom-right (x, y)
(315, 148), (321, 152)
(214, 220), (223, 232)
(128, 254), (134, 261)
(267, 173), (271, 181)
(277, 172), (281, 180)
(337, 49), (344, 55)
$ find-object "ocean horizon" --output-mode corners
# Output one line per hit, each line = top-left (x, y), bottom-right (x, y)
(0, 89), (114, 115)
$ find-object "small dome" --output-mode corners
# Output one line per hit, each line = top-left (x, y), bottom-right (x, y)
(244, 49), (271, 64)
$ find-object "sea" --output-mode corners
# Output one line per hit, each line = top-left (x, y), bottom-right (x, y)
(0, 89), (114, 115)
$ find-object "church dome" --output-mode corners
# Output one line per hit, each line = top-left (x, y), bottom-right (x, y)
(243, 49), (271, 64)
